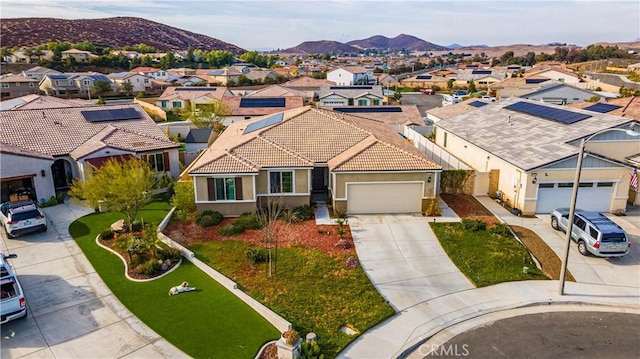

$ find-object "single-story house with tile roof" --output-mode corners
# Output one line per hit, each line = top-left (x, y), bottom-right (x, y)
(519, 82), (598, 105)
(220, 95), (305, 124)
(0, 94), (91, 111)
(184, 106), (441, 216)
(0, 104), (180, 203)
(318, 85), (384, 107)
(433, 97), (639, 215)
(330, 105), (424, 126)
(454, 69), (506, 88)
(156, 86), (234, 112)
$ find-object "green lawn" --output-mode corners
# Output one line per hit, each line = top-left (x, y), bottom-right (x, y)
(70, 201), (279, 358)
(431, 222), (548, 287)
(190, 241), (395, 358)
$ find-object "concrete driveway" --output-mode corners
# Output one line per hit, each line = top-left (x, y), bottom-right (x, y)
(348, 214), (474, 311)
(1, 202), (185, 358)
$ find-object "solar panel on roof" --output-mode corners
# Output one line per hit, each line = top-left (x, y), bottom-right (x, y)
(416, 75), (432, 80)
(81, 108), (141, 122)
(507, 66), (521, 70)
(525, 78), (549, 84)
(504, 101), (591, 124)
(48, 75), (67, 80)
(466, 64), (479, 68)
(471, 70), (492, 75)
(334, 107), (402, 113)
(468, 101), (488, 108)
(583, 103), (622, 114)
(239, 98), (286, 108)
(328, 86), (373, 90)
(243, 113), (284, 134)
(175, 87), (217, 92)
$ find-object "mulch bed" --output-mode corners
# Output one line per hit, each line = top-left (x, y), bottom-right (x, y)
(98, 234), (179, 280)
(441, 194), (574, 281)
(163, 218), (355, 257)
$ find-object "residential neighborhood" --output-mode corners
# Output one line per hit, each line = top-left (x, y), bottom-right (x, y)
(1, 8), (639, 359)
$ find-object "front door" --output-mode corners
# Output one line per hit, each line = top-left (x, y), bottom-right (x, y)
(312, 167), (325, 192)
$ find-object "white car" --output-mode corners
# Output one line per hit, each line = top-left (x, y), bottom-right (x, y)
(550, 208), (630, 257)
(0, 200), (47, 238)
(482, 95), (497, 102)
(1, 252), (27, 324)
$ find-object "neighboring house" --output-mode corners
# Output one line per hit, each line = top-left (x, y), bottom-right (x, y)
(566, 96), (640, 120)
(243, 69), (278, 83)
(331, 105), (424, 126)
(108, 72), (153, 92)
(525, 67), (581, 84)
(4, 50), (31, 64)
(39, 74), (80, 96)
(156, 86), (234, 112)
(281, 76), (336, 101)
(426, 98), (494, 123)
(130, 67), (169, 80)
(318, 85), (384, 107)
(374, 73), (398, 87)
(400, 73), (448, 89)
(0, 74), (39, 100)
(61, 49), (96, 63)
(327, 66), (374, 86)
(433, 97), (638, 215)
(520, 82), (599, 105)
(0, 104), (180, 203)
(165, 75), (209, 86)
(220, 96), (305, 123)
(22, 66), (62, 82)
(199, 68), (243, 85)
(246, 85), (305, 98)
(183, 106), (441, 216)
(67, 73), (112, 97)
(454, 69), (507, 88)
(0, 94), (91, 111)
(183, 128), (214, 166)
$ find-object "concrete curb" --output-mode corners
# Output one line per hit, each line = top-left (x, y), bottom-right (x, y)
(158, 208), (292, 333)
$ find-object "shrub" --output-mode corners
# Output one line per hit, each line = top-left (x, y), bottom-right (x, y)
(101, 228), (115, 240)
(245, 247), (267, 264)
(136, 258), (162, 275)
(293, 204), (314, 221)
(235, 212), (262, 230)
(282, 329), (300, 346)
(196, 210), (223, 227)
(301, 339), (324, 359)
(423, 197), (441, 216)
(345, 256), (358, 268)
(131, 220), (143, 232)
(333, 207), (347, 219)
(171, 181), (195, 212)
(218, 223), (243, 236)
(56, 192), (65, 203)
(281, 209), (301, 224)
(159, 246), (183, 262)
(490, 223), (513, 237)
(461, 218), (487, 232)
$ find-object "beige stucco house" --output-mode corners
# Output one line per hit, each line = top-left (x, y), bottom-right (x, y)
(433, 98), (638, 215)
(184, 106), (441, 216)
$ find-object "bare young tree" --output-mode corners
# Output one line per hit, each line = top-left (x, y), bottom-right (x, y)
(256, 196), (285, 278)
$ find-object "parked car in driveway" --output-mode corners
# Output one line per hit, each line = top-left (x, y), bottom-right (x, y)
(550, 208), (630, 257)
(1, 252), (27, 324)
(0, 200), (47, 238)
(421, 88), (436, 95)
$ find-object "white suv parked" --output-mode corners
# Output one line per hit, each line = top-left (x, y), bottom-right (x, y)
(0, 200), (47, 238)
(550, 208), (630, 257)
(1, 252), (27, 324)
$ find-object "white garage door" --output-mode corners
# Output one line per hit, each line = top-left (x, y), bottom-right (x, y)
(347, 183), (422, 214)
(536, 182), (613, 213)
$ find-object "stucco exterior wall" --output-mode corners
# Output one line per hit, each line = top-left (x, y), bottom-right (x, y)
(194, 175), (255, 202)
(0, 154), (55, 202)
(196, 202), (256, 217)
(332, 172), (435, 199)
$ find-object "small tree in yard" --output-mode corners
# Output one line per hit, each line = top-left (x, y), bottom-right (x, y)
(171, 180), (195, 221)
(69, 157), (157, 227)
(467, 79), (477, 94)
(256, 197), (285, 278)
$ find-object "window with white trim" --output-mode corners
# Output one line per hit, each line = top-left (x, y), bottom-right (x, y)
(147, 153), (165, 172)
(269, 171), (293, 193)
(1, 83), (8, 88)
(215, 178), (236, 200)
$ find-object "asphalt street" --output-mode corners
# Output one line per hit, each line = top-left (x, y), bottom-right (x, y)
(424, 311), (640, 358)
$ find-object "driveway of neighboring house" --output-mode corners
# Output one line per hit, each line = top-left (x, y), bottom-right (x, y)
(0, 202), (186, 359)
(348, 210), (473, 311)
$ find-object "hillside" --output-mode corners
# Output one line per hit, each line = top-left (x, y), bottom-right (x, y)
(0, 17), (245, 54)
(281, 40), (361, 54)
(347, 34), (449, 51)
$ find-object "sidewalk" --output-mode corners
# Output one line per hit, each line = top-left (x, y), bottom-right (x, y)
(338, 197), (640, 359)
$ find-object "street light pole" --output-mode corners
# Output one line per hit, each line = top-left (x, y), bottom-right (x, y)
(558, 127), (640, 295)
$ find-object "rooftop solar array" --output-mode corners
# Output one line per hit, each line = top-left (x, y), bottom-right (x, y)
(81, 108), (141, 122)
(329, 86), (373, 90)
(525, 78), (549, 84)
(466, 64), (479, 68)
(239, 97), (286, 108)
(175, 87), (217, 92)
(468, 101), (488, 108)
(48, 75), (68, 80)
(416, 75), (432, 80)
(243, 113), (284, 134)
(471, 70), (492, 75)
(583, 103), (622, 114)
(507, 66), (521, 70)
(504, 101), (591, 124)
(334, 107), (403, 113)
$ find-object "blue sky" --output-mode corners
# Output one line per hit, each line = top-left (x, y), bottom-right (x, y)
(1, 0), (638, 50)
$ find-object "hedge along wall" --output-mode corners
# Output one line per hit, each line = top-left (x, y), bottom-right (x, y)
(440, 169), (475, 194)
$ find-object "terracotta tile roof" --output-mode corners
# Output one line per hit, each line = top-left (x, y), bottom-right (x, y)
(2, 94), (92, 110)
(0, 73), (38, 83)
(566, 96), (640, 120)
(0, 104), (178, 157)
(157, 86), (232, 101)
(221, 96), (304, 116)
(187, 106), (439, 175)
(282, 76), (335, 88)
(427, 98), (493, 121)
(246, 85), (305, 97)
(0, 142), (53, 160)
(331, 105), (424, 126)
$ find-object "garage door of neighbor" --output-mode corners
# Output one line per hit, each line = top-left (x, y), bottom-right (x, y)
(347, 183), (422, 214)
(536, 182), (613, 213)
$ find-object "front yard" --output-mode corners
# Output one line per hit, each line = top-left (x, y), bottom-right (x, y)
(164, 218), (395, 357)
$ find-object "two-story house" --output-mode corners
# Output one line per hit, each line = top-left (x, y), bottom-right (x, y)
(327, 66), (374, 86)
(0, 74), (39, 100)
